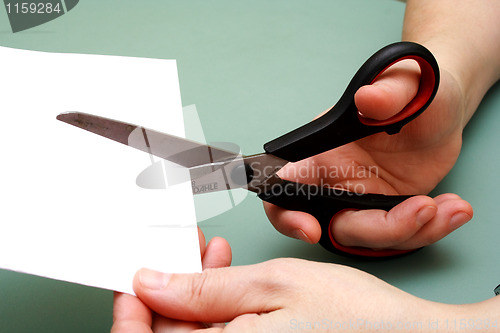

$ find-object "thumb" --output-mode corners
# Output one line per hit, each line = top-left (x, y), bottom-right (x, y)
(355, 59), (420, 120)
(133, 263), (284, 323)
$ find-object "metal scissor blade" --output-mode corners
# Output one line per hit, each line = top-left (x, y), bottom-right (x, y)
(57, 112), (288, 195)
(56, 112), (240, 168)
(186, 153), (288, 194)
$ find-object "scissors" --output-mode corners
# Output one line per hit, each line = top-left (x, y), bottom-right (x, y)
(57, 42), (439, 258)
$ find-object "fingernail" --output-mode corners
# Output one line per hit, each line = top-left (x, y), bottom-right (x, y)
(416, 206), (437, 226)
(293, 229), (312, 243)
(139, 268), (171, 290)
(450, 212), (472, 230)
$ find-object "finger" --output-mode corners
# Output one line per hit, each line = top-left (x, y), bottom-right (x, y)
(433, 192), (462, 204)
(263, 201), (321, 244)
(202, 237), (232, 270)
(193, 328), (223, 333)
(133, 261), (288, 323)
(393, 194), (473, 250)
(148, 237), (230, 333)
(355, 59), (420, 120)
(111, 292), (152, 333)
(110, 320), (152, 333)
(151, 319), (225, 333)
(198, 227), (207, 258)
(151, 314), (206, 333)
(332, 195), (437, 249)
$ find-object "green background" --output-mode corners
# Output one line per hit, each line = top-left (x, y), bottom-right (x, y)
(1, 1), (500, 331)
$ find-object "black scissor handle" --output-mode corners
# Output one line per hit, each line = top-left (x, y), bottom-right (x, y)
(258, 181), (416, 258)
(264, 42), (440, 162)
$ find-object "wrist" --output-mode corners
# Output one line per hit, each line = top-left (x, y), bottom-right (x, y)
(402, 0), (500, 126)
(431, 301), (499, 333)
(412, 39), (490, 127)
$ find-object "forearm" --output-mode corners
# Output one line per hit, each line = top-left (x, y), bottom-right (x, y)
(402, 0), (500, 124)
(428, 297), (500, 333)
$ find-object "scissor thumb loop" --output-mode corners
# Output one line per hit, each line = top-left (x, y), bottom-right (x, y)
(355, 59), (421, 121)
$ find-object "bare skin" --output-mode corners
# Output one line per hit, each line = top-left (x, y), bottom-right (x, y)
(113, 234), (498, 333)
(265, 61), (473, 250)
(111, 1), (500, 331)
(264, 0), (500, 251)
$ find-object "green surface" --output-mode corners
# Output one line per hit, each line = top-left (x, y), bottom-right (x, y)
(1, 1), (500, 331)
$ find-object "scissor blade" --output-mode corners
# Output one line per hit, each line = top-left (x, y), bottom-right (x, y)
(56, 112), (239, 168)
(57, 112), (288, 195)
(186, 153), (288, 194)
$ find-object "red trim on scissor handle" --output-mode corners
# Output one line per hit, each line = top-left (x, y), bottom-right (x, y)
(258, 181), (420, 259)
(358, 55), (437, 127)
(259, 42), (439, 258)
(264, 42), (440, 162)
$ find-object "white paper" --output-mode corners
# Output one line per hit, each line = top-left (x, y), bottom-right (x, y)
(0, 46), (202, 294)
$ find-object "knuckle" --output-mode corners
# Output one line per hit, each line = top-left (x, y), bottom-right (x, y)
(186, 270), (216, 309)
(262, 258), (298, 276)
(417, 232), (442, 247)
(384, 228), (408, 246)
(383, 213), (415, 246)
(189, 272), (207, 299)
(256, 258), (304, 291)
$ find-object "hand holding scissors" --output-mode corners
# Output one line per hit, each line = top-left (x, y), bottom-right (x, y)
(58, 42), (471, 258)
